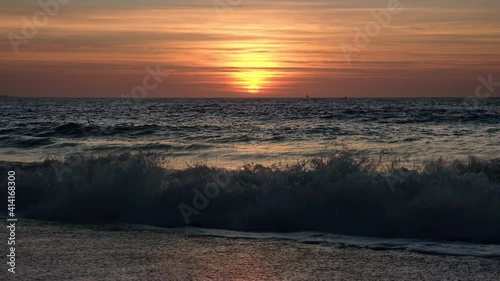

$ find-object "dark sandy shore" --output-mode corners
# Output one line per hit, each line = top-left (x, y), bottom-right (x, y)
(11, 220), (500, 281)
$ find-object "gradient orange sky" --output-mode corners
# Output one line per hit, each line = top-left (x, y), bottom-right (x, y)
(1, 0), (499, 98)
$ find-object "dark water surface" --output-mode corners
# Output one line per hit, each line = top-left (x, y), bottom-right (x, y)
(1, 98), (499, 167)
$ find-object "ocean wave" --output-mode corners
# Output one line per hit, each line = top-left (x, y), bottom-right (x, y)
(32, 123), (163, 138)
(52, 122), (100, 137)
(1, 136), (54, 148)
(1, 152), (499, 246)
(86, 143), (213, 152)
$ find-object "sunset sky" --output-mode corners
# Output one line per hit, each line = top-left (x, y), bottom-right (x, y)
(1, 0), (499, 98)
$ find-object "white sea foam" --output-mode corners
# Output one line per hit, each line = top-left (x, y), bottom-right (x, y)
(1, 152), (499, 247)
(186, 227), (500, 258)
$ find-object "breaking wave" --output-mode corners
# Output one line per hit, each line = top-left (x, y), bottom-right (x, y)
(1, 152), (499, 245)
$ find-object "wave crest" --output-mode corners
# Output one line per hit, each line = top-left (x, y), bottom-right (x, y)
(1, 152), (499, 244)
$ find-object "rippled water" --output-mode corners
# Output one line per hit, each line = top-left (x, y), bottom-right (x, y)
(1, 98), (499, 167)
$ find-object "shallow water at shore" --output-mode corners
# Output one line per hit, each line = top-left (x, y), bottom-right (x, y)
(13, 220), (500, 281)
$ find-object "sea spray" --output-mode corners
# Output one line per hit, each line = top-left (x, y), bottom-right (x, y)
(1, 152), (499, 244)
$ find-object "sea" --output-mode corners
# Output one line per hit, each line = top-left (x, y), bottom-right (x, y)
(1, 98), (499, 167)
(1, 98), (499, 280)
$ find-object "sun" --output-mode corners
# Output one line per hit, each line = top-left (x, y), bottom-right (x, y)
(224, 47), (280, 94)
(248, 84), (260, 93)
(235, 70), (267, 94)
